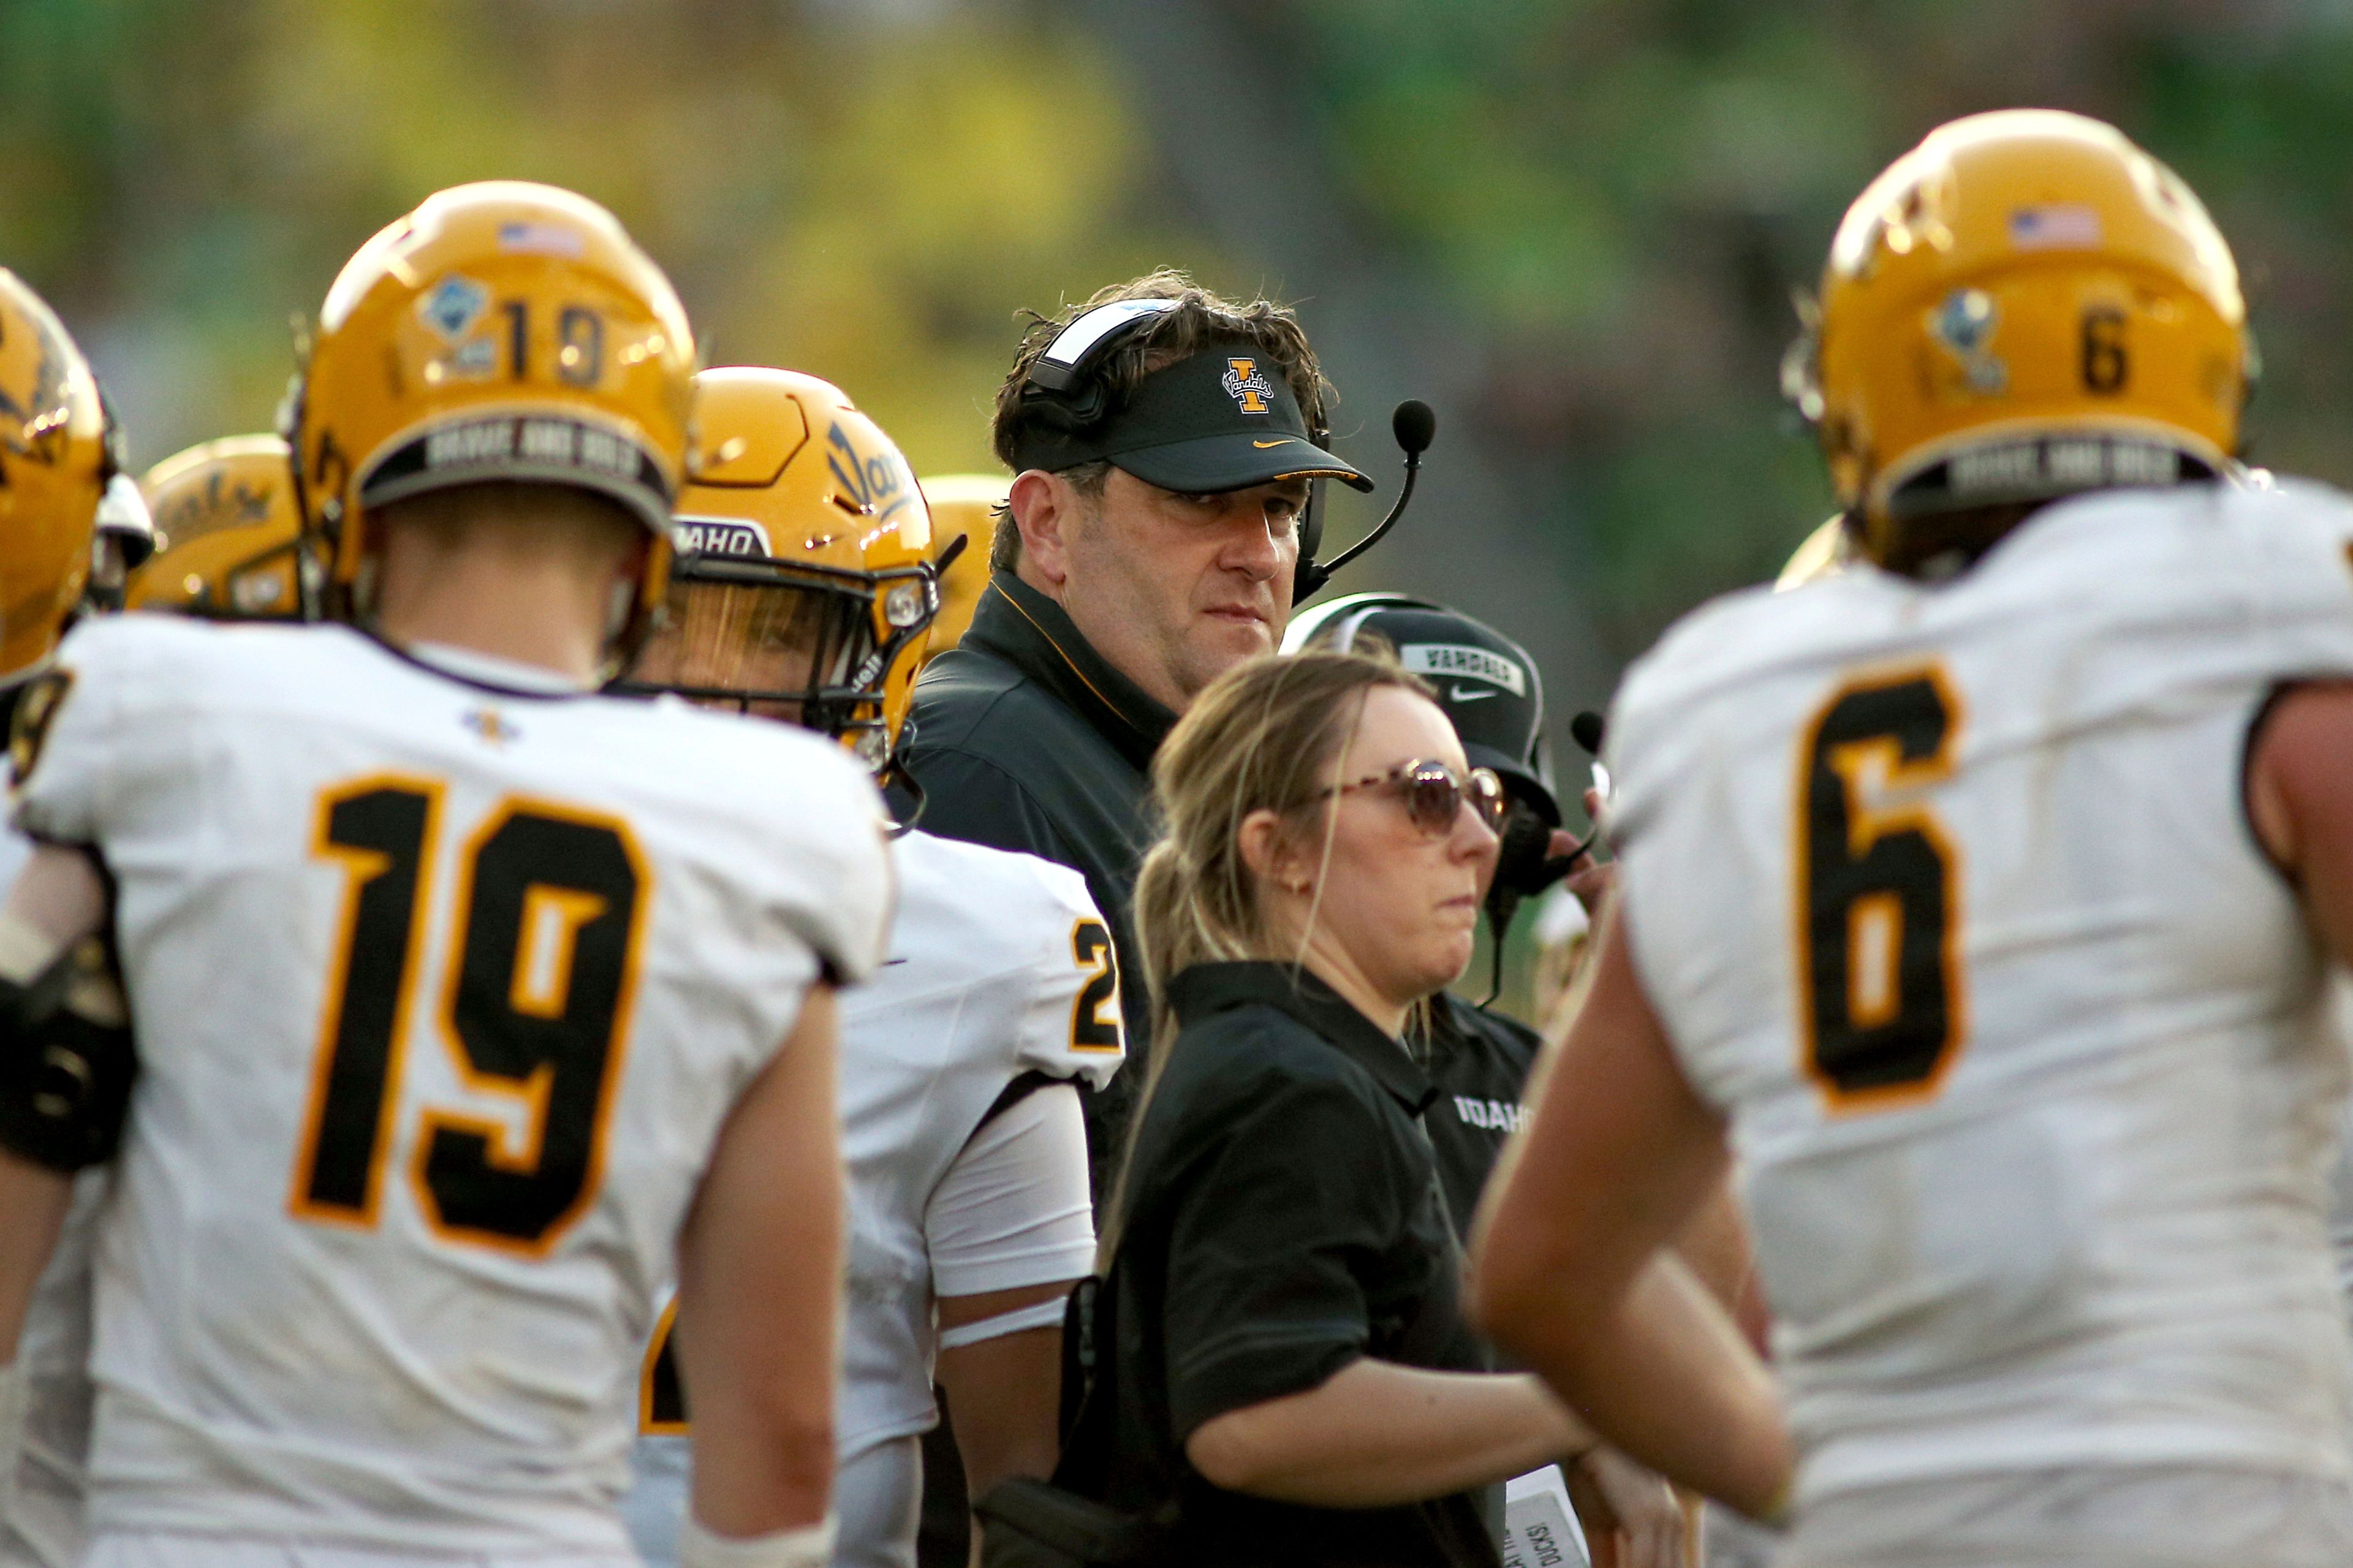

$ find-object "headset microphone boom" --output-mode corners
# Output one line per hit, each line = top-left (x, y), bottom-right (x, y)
(1294, 398), (1435, 601)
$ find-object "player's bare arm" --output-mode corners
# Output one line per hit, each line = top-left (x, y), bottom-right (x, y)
(1467, 907), (1792, 1520)
(0, 1154), (70, 1366)
(933, 1281), (1070, 1512)
(676, 985), (844, 1543)
(2249, 680), (2353, 960)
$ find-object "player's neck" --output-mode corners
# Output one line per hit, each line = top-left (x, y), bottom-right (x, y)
(371, 528), (616, 687)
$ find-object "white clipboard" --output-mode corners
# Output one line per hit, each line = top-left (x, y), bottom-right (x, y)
(1501, 1463), (1591, 1568)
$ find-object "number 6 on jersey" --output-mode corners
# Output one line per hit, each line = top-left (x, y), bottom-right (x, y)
(1794, 665), (1968, 1110)
(290, 775), (649, 1256)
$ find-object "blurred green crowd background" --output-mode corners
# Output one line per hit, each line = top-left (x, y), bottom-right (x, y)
(7, 0), (2347, 703)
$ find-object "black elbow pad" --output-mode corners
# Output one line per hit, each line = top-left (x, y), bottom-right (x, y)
(0, 940), (135, 1172)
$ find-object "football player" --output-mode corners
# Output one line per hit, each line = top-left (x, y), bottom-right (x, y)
(126, 434), (308, 618)
(615, 368), (1122, 1568)
(0, 184), (893, 1568)
(1472, 110), (2353, 1567)
(0, 269), (134, 1568)
(1, 431), (314, 1568)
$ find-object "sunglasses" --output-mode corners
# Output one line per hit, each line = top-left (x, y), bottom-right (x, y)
(1311, 759), (1509, 838)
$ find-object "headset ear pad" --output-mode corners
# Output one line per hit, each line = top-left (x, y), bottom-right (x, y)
(1015, 297), (1184, 441)
(1018, 373), (1112, 436)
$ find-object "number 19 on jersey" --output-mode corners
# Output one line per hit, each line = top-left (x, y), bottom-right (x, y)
(289, 775), (650, 1257)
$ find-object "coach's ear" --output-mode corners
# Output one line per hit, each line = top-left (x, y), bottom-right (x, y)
(1006, 470), (1077, 596)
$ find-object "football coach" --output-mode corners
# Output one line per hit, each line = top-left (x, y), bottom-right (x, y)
(897, 269), (1374, 1186)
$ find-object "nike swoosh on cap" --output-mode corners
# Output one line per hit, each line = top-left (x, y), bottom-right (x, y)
(1251, 439), (1299, 449)
(1450, 686), (1499, 703)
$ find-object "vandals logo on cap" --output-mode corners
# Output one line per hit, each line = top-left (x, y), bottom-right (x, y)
(1221, 357), (1273, 415)
(1401, 643), (1528, 697)
(419, 275), (490, 343)
(673, 515), (772, 558)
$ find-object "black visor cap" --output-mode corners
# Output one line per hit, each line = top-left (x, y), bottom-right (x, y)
(1014, 341), (1373, 496)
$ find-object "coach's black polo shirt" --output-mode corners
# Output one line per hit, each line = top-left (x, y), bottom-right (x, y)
(1099, 962), (1501, 1568)
(897, 572), (1173, 1193)
(1422, 994), (1542, 1236)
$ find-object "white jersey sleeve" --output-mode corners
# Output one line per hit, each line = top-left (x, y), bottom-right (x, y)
(830, 833), (1121, 1454)
(12, 620), (142, 847)
(917, 847), (1116, 1299)
(1008, 848), (1126, 1081)
(925, 1081), (1094, 1301)
(1607, 479), (2353, 1506)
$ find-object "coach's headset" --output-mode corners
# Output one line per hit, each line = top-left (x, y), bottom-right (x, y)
(1013, 297), (1434, 600)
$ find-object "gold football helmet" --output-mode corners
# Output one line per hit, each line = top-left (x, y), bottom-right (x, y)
(130, 435), (307, 618)
(620, 367), (937, 770)
(914, 472), (1004, 662)
(0, 269), (111, 682)
(1786, 110), (2250, 568)
(286, 181), (696, 648)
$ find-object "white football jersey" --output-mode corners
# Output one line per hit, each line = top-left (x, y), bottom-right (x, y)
(1608, 480), (2353, 1505)
(624, 829), (1122, 1566)
(9, 615), (893, 1556)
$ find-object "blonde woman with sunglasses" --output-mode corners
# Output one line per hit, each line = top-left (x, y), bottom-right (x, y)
(1048, 649), (1694, 1568)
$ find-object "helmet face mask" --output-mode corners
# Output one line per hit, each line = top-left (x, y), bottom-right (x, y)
(624, 556), (938, 763)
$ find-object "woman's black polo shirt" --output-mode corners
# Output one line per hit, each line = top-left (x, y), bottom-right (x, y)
(1100, 961), (1502, 1567)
